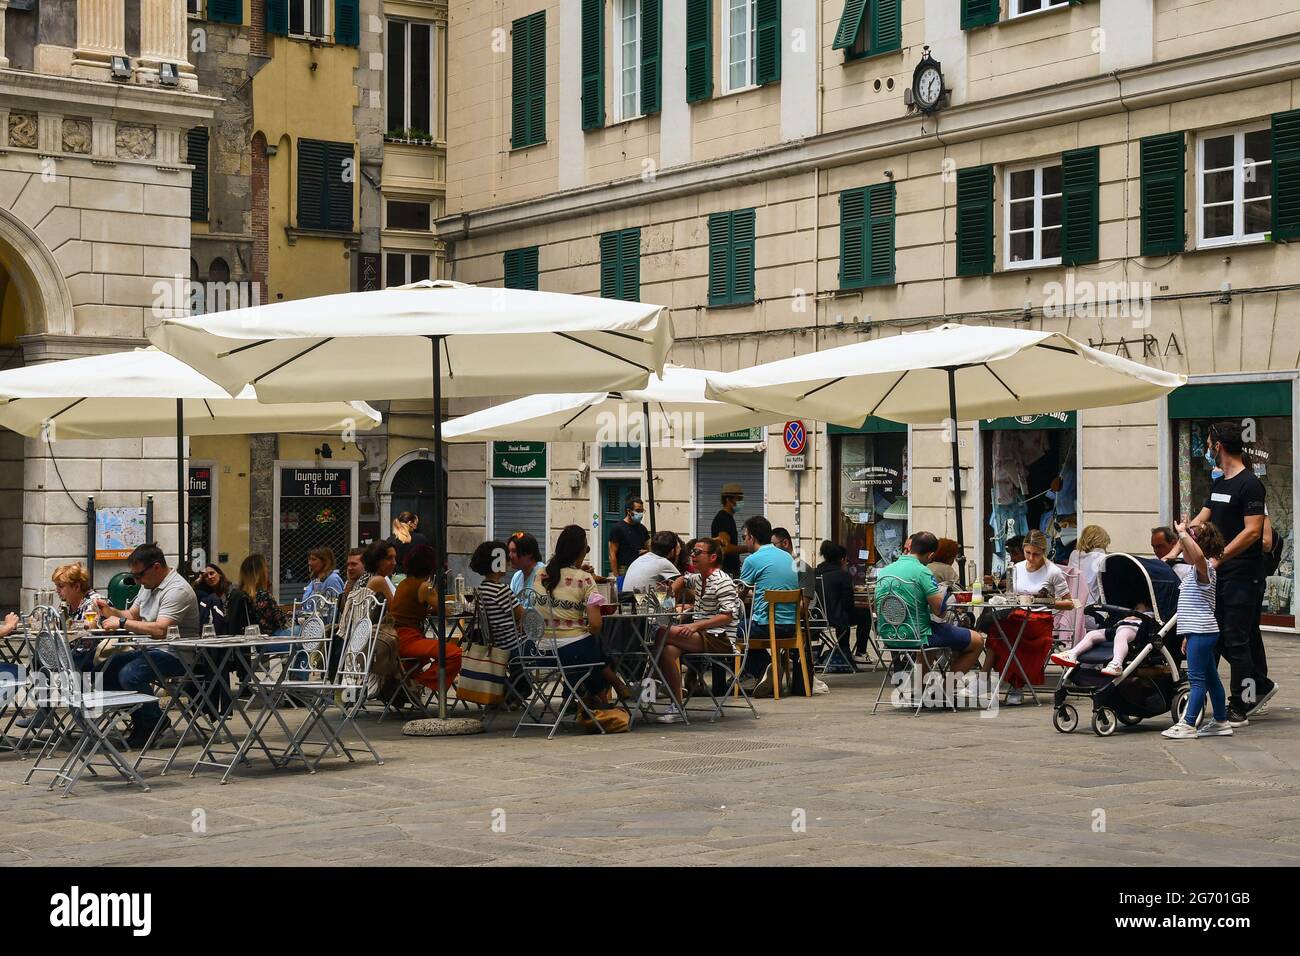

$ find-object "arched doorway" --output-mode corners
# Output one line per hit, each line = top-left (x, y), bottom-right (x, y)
(382, 452), (442, 544)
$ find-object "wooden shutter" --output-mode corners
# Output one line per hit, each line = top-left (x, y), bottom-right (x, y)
(619, 228), (640, 301)
(685, 0), (712, 103)
(527, 12), (547, 146)
(187, 127), (209, 222)
(324, 141), (354, 232)
(511, 16), (529, 148)
(334, 0), (359, 45)
(871, 0), (902, 55)
(731, 208), (755, 303)
(956, 165), (995, 276)
(708, 212), (732, 304)
(1271, 109), (1300, 241)
(839, 187), (867, 288)
(504, 247), (540, 290)
(866, 182), (895, 286)
(266, 0), (289, 36)
(207, 0), (242, 24)
(1061, 146), (1099, 265)
(1140, 132), (1185, 256)
(832, 0), (868, 51)
(641, 0), (662, 115)
(961, 0), (999, 30)
(755, 0), (781, 86)
(600, 232), (620, 298)
(581, 0), (604, 130)
(297, 139), (326, 230)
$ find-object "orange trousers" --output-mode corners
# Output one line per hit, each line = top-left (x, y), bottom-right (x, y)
(396, 627), (463, 690)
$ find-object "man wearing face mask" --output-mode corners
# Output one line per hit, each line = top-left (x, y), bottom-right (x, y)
(608, 496), (650, 590)
(1189, 421), (1274, 726)
(711, 483), (745, 576)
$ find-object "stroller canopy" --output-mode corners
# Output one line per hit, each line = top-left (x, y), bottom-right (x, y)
(1097, 553), (1180, 624)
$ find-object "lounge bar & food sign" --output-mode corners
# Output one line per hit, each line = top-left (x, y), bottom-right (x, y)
(280, 468), (349, 498)
(492, 441), (547, 479)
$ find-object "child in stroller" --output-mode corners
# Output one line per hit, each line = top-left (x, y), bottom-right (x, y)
(1050, 602), (1150, 677)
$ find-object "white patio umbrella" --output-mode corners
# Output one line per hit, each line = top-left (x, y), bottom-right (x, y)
(442, 366), (782, 532)
(0, 347), (381, 568)
(705, 323), (1186, 578)
(147, 279), (672, 722)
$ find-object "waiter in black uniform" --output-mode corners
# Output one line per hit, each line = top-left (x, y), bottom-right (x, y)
(711, 483), (745, 576)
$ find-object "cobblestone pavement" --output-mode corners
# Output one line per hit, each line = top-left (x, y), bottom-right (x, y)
(3, 640), (1299, 866)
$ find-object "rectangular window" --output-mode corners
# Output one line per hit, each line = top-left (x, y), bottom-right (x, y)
(1197, 124), (1272, 248)
(615, 0), (641, 121)
(385, 251), (431, 287)
(187, 127), (209, 222)
(188, 0), (202, 15)
(386, 20), (434, 138)
(290, 0), (329, 39)
(724, 0), (754, 92)
(205, 0), (242, 23)
(601, 444), (642, 467)
(599, 228), (640, 301)
(511, 11), (547, 149)
(960, 0), (1000, 30)
(297, 139), (354, 232)
(1005, 161), (1063, 268)
(385, 200), (431, 231)
(1011, 0), (1069, 16)
(503, 247), (540, 290)
(708, 209), (756, 306)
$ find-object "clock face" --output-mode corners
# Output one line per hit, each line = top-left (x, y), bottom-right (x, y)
(916, 67), (943, 107)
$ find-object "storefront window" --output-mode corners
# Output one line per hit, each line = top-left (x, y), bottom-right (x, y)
(833, 427), (908, 582)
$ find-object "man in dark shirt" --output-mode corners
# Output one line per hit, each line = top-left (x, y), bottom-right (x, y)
(607, 495), (649, 586)
(711, 482), (744, 576)
(1190, 421), (1274, 724)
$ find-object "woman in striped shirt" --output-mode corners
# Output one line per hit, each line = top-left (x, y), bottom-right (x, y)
(470, 540), (522, 651)
(1163, 520), (1231, 740)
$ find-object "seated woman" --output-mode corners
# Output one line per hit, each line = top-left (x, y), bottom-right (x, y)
(388, 544), (461, 693)
(1068, 524), (1110, 632)
(235, 554), (288, 635)
(986, 530), (1074, 705)
(16, 563), (103, 730)
(302, 547), (345, 604)
(193, 563), (230, 633)
(816, 540), (870, 663)
(927, 537), (961, 590)
(470, 540), (523, 652)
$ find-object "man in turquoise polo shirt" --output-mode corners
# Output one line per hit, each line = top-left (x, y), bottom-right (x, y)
(739, 515), (812, 695)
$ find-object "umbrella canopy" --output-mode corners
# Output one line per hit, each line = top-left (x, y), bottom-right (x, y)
(703, 323), (1185, 427)
(442, 366), (775, 444)
(146, 280), (674, 403)
(0, 348), (380, 439)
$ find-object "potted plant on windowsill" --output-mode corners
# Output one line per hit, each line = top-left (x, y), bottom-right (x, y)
(384, 128), (435, 146)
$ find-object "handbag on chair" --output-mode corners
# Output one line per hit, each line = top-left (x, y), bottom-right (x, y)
(457, 640), (510, 706)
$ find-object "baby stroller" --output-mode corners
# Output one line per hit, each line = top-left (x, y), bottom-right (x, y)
(1052, 553), (1189, 736)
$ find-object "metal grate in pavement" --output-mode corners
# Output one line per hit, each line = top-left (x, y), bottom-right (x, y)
(651, 737), (783, 757)
(625, 755), (780, 776)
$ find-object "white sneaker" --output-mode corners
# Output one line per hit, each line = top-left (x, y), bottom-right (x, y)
(1005, 687), (1023, 706)
(812, 678), (830, 696)
(1100, 660), (1124, 677)
(1162, 721), (1198, 739)
(654, 704), (685, 724)
(753, 666), (774, 699)
(1196, 719), (1234, 738)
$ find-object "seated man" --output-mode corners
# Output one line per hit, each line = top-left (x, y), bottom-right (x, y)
(621, 531), (682, 594)
(738, 516), (811, 696)
(97, 542), (200, 749)
(874, 531), (984, 689)
(653, 537), (740, 724)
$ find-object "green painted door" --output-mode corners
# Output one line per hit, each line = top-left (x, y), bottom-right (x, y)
(600, 478), (641, 577)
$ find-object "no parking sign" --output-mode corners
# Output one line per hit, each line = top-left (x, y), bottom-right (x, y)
(783, 420), (807, 455)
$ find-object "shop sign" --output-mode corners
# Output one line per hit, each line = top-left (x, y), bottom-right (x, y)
(492, 441), (547, 479)
(702, 427), (765, 444)
(188, 467), (211, 497)
(280, 467), (349, 498)
(980, 411), (1076, 431)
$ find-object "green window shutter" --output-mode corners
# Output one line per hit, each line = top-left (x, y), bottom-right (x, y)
(267, 0), (289, 36)
(641, 0), (662, 115)
(731, 208), (755, 303)
(504, 247), (540, 290)
(839, 187), (867, 288)
(1061, 146), (1100, 265)
(581, 0), (604, 130)
(511, 16), (529, 148)
(187, 127), (209, 222)
(334, 0), (359, 44)
(832, 0), (868, 51)
(708, 212), (732, 305)
(866, 182), (896, 286)
(956, 165), (995, 276)
(207, 0), (243, 24)
(600, 232), (620, 298)
(1140, 132), (1185, 256)
(297, 140), (325, 230)
(1271, 109), (1300, 241)
(323, 141), (354, 232)
(961, 0), (999, 30)
(685, 0), (713, 103)
(755, 0), (781, 86)
(528, 12), (547, 146)
(619, 228), (640, 301)
(871, 0), (902, 55)
(512, 13), (546, 148)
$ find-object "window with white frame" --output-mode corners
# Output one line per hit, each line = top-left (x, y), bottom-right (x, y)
(386, 19), (434, 138)
(1198, 124), (1272, 248)
(385, 251), (431, 287)
(614, 0), (641, 121)
(1011, 0), (1069, 16)
(724, 0), (756, 93)
(1005, 161), (1063, 268)
(290, 0), (330, 40)
(187, 0), (202, 15)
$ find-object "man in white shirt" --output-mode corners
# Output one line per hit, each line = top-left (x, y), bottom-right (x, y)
(620, 531), (681, 593)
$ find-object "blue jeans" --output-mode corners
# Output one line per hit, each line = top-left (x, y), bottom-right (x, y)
(555, 637), (609, 695)
(1184, 632), (1226, 724)
(102, 649), (187, 731)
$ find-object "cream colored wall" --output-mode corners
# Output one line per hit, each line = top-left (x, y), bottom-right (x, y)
(189, 434), (251, 568)
(966, 2), (1101, 103)
(1155, 0), (1300, 62)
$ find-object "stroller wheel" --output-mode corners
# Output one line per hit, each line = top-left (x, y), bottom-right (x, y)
(1118, 713), (1143, 727)
(1172, 687), (1191, 725)
(1052, 704), (1079, 733)
(1091, 706), (1118, 737)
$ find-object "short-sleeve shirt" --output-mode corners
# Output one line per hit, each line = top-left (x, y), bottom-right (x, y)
(608, 520), (649, 572)
(1204, 467), (1266, 576)
(1174, 562), (1218, 635)
(692, 568), (741, 639)
(621, 553), (680, 593)
(510, 564), (538, 608)
(131, 569), (200, 641)
(477, 579), (522, 651)
(711, 510), (741, 575)
(1011, 561), (1069, 600)
(873, 555), (938, 642)
(532, 566), (598, 647)
(739, 544), (799, 626)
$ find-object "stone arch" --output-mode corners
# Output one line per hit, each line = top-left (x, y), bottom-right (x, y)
(0, 206), (75, 337)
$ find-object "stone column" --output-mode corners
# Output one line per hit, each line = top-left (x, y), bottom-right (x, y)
(0, 1), (11, 71)
(138, 0), (198, 89)
(72, 0), (128, 81)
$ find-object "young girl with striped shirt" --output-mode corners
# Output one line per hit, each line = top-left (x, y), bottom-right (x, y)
(1162, 519), (1231, 740)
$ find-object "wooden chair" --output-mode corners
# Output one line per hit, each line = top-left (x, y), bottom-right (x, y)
(748, 589), (813, 701)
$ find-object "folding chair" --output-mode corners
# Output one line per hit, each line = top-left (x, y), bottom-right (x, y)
(681, 607), (758, 721)
(512, 608), (607, 739)
(0, 659), (25, 753)
(869, 582), (955, 716)
(460, 600), (529, 730)
(23, 627), (155, 797)
(279, 592), (386, 771)
(807, 582), (858, 675)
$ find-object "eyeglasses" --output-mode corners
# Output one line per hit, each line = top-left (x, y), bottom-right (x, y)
(691, 549), (709, 557)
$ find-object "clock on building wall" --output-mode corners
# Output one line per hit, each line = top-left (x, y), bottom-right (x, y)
(907, 47), (948, 116)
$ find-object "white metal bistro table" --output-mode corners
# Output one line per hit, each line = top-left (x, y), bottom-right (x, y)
(950, 600), (1050, 705)
(600, 606), (687, 726)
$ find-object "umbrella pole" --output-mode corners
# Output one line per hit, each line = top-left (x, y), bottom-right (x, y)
(432, 336), (447, 720)
(947, 368), (966, 588)
(642, 402), (656, 535)
(176, 399), (186, 571)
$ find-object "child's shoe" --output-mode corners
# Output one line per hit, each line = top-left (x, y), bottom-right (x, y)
(1049, 652), (1078, 668)
(1100, 660), (1124, 677)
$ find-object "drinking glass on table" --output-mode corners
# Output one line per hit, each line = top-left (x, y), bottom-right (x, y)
(244, 625), (261, 638)
(201, 622), (217, 640)
(166, 625), (181, 641)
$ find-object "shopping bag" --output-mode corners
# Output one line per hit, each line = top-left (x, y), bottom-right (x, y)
(456, 640), (511, 706)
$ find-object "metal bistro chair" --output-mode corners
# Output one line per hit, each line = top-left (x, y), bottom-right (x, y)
(807, 581), (859, 676)
(464, 599), (530, 730)
(512, 607), (606, 739)
(870, 577), (955, 716)
(280, 591), (386, 771)
(0, 657), (26, 753)
(681, 603), (758, 722)
(23, 626), (155, 797)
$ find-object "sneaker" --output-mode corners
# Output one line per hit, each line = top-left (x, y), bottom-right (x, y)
(1246, 681), (1279, 715)
(1100, 660), (1124, 677)
(1005, 687), (1023, 706)
(1196, 719), (1234, 738)
(1162, 720), (1199, 740)
(812, 678), (830, 696)
(654, 704), (685, 724)
(15, 710), (50, 730)
(1049, 653), (1079, 668)
(1226, 707), (1250, 728)
(753, 666), (774, 699)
